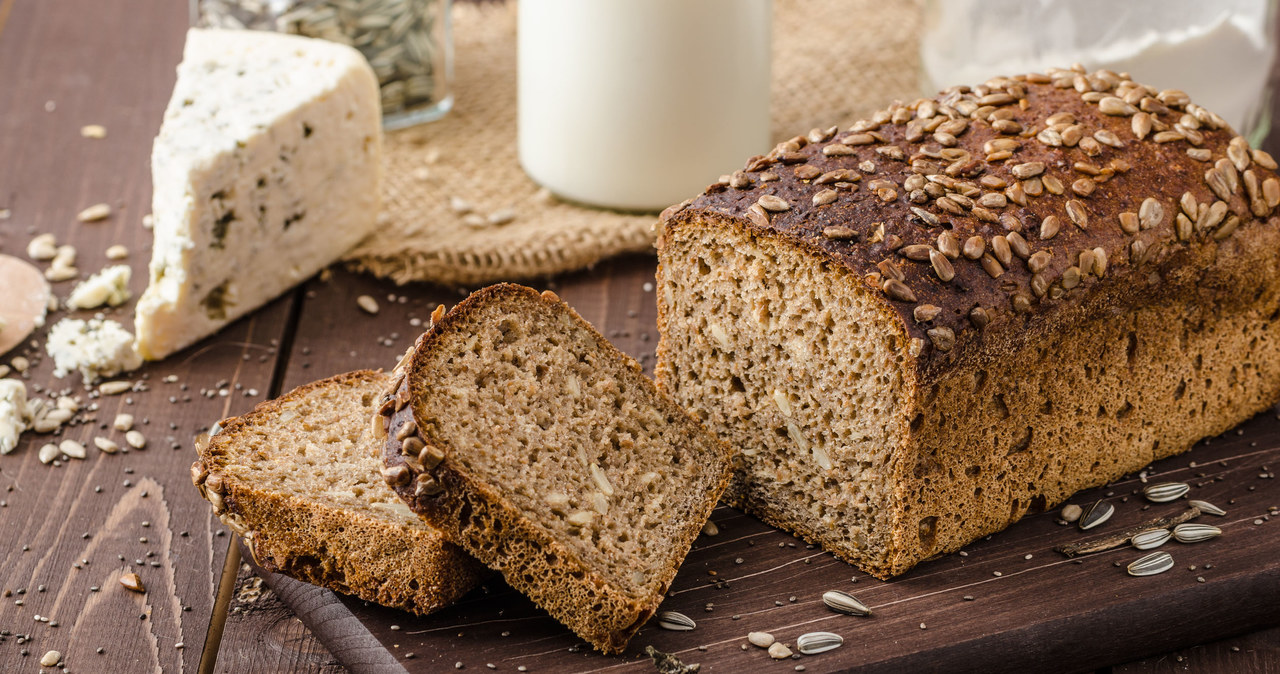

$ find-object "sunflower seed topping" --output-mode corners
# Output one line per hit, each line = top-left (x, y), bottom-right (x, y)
(1066, 200), (1088, 229)
(1011, 162), (1045, 179)
(1098, 96), (1137, 116)
(1127, 551), (1174, 577)
(657, 611), (696, 631)
(1079, 499), (1114, 530)
(757, 195), (791, 212)
(1142, 482), (1189, 503)
(1173, 523), (1222, 544)
(823, 589), (871, 616)
(1188, 499), (1226, 516)
(1139, 198), (1164, 229)
(796, 632), (844, 655)
(1130, 528), (1171, 550)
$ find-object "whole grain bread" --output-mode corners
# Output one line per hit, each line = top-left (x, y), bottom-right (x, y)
(377, 283), (735, 653)
(655, 67), (1280, 578)
(192, 370), (485, 614)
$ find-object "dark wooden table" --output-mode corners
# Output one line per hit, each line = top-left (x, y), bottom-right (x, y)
(0, 1), (1277, 672)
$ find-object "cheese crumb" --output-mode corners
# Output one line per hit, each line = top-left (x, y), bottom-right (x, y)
(66, 265), (131, 310)
(0, 379), (32, 455)
(45, 318), (142, 384)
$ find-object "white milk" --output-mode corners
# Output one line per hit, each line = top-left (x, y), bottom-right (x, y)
(921, 0), (1274, 138)
(518, 0), (772, 211)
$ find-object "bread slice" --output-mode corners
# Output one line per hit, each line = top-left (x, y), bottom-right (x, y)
(193, 370), (485, 615)
(377, 284), (735, 653)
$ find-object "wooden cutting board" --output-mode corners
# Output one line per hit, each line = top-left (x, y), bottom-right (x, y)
(252, 408), (1280, 673)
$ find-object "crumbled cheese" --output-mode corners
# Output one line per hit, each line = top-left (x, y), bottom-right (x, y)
(0, 379), (32, 454)
(45, 318), (142, 384)
(134, 28), (382, 360)
(66, 264), (131, 310)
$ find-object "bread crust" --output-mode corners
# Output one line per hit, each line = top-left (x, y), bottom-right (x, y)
(381, 283), (735, 653)
(656, 70), (1280, 578)
(193, 370), (486, 615)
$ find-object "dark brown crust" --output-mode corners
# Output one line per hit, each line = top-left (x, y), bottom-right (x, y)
(382, 283), (735, 654)
(663, 73), (1280, 382)
(193, 370), (486, 616)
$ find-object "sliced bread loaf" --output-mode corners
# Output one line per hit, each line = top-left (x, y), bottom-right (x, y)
(377, 283), (735, 653)
(655, 69), (1280, 578)
(193, 370), (485, 615)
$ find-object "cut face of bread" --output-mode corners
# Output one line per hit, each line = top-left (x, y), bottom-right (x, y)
(194, 370), (485, 615)
(657, 224), (911, 575)
(380, 284), (735, 653)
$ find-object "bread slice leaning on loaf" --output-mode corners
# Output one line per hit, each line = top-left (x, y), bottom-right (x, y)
(376, 283), (736, 654)
(192, 370), (486, 615)
(656, 68), (1280, 579)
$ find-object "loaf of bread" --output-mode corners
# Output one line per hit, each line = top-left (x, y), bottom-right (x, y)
(193, 370), (485, 614)
(378, 284), (735, 653)
(655, 66), (1280, 579)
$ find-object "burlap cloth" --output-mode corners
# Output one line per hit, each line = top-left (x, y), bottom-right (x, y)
(347, 0), (923, 286)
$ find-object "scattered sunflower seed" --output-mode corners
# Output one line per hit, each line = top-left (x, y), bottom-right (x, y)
(822, 589), (871, 616)
(1060, 504), (1083, 523)
(77, 203), (112, 222)
(40, 650), (61, 667)
(1127, 551), (1174, 577)
(796, 631), (843, 655)
(1143, 482), (1189, 503)
(119, 572), (146, 593)
(700, 520), (719, 537)
(1130, 528), (1171, 550)
(1078, 499), (1114, 530)
(1172, 523), (1222, 543)
(81, 124), (107, 139)
(94, 437), (120, 454)
(113, 413), (134, 432)
(356, 295), (380, 315)
(99, 381), (133, 396)
(657, 610), (696, 631)
(125, 430), (147, 449)
(748, 631), (775, 648)
(1188, 500), (1225, 516)
(768, 642), (793, 659)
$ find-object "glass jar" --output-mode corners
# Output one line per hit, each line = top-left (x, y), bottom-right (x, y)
(920, 0), (1276, 144)
(191, 0), (453, 129)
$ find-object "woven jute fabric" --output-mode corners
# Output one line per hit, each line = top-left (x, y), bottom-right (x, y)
(347, 0), (922, 286)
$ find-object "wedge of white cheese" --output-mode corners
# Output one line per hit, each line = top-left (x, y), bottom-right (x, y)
(135, 28), (383, 360)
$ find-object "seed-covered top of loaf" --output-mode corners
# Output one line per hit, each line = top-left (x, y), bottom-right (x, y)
(665, 66), (1280, 371)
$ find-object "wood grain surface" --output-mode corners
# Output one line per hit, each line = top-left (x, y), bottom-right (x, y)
(0, 0), (1278, 672)
(0, 1), (291, 672)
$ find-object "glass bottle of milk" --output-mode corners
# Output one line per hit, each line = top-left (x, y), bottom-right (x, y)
(920, 0), (1276, 144)
(518, 0), (773, 212)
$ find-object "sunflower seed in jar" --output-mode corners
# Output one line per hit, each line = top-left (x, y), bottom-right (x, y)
(1142, 482), (1189, 503)
(796, 631), (844, 655)
(1078, 499), (1114, 530)
(195, 0), (449, 118)
(657, 611), (696, 631)
(1172, 523), (1222, 544)
(822, 590), (871, 616)
(1189, 500), (1226, 516)
(1130, 528), (1171, 550)
(1127, 551), (1174, 577)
